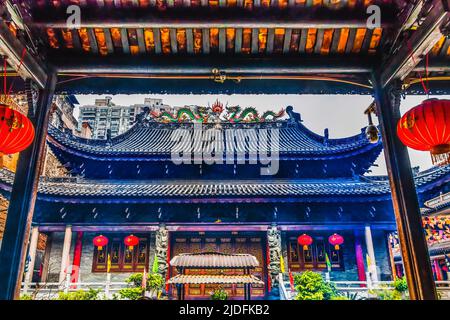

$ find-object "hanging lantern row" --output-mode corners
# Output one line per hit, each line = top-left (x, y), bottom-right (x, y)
(297, 233), (344, 250)
(0, 104), (35, 155)
(92, 235), (108, 251)
(93, 234), (140, 251)
(397, 99), (450, 166)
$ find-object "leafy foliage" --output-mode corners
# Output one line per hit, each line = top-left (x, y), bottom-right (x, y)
(125, 273), (145, 287)
(55, 288), (101, 300)
(20, 294), (33, 300)
(125, 272), (164, 292)
(393, 277), (408, 293)
(147, 273), (164, 291)
(330, 296), (349, 300)
(210, 288), (228, 300)
(369, 277), (409, 300)
(369, 287), (403, 300)
(118, 287), (144, 300)
(342, 292), (366, 300)
(293, 271), (338, 300)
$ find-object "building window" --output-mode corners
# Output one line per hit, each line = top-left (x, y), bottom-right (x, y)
(287, 235), (344, 271)
(92, 235), (149, 273)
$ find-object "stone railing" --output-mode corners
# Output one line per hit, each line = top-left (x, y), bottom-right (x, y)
(278, 273), (450, 300)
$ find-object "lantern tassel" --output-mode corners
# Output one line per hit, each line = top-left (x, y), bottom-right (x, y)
(335, 245), (340, 250)
(303, 245), (308, 251)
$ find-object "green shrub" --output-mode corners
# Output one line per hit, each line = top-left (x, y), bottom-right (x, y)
(125, 273), (164, 292)
(118, 287), (144, 300)
(342, 292), (365, 300)
(330, 296), (349, 300)
(210, 288), (228, 300)
(125, 273), (145, 288)
(369, 287), (402, 300)
(294, 271), (338, 300)
(55, 288), (100, 300)
(20, 294), (33, 300)
(147, 273), (164, 291)
(393, 277), (408, 293)
(369, 278), (408, 300)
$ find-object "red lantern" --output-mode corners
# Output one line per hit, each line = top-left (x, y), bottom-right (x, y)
(124, 234), (139, 250)
(397, 99), (450, 166)
(297, 234), (313, 250)
(93, 235), (108, 251)
(328, 233), (344, 250)
(0, 104), (34, 155)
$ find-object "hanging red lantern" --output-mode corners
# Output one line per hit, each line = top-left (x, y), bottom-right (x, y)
(328, 233), (344, 250)
(297, 234), (313, 250)
(0, 104), (34, 155)
(397, 99), (450, 166)
(124, 234), (139, 250)
(93, 235), (108, 251)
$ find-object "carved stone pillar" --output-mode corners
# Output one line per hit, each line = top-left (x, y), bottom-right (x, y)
(267, 225), (282, 286)
(155, 224), (169, 279)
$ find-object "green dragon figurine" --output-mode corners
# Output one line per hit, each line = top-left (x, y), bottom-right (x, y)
(150, 104), (285, 123)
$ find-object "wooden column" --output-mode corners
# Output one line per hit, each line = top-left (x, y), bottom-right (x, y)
(365, 225), (378, 282)
(23, 226), (39, 293)
(0, 73), (57, 300)
(372, 76), (437, 300)
(353, 229), (366, 283)
(243, 268), (248, 300)
(70, 231), (83, 287)
(433, 259), (442, 281)
(59, 225), (72, 283)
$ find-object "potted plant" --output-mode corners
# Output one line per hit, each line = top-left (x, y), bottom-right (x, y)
(210, 287), (228, 300)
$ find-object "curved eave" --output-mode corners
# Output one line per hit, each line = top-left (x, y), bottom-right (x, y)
(35, 194), (392, 205)
(47, 124), (383, 162)
(1, 165), (449, 205)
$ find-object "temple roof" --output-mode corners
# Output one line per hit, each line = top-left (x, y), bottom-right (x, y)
(0, 165), (448, 204)
(47, 120), (381, 160)
(422, 192), (450, 215)
(170, 252), (259, 268)
(168, 274), (264, 285)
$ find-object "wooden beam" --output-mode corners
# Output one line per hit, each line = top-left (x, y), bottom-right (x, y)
(52, 55), (374, 74)
(28, 6), (396, 29)
(0, 73), (57, 299)
(372, 74), (438, 300)
(380, 0), (450, 87)
(0, 19), (47, 88)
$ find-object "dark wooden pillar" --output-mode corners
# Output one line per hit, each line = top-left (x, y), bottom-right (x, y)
(353, 229), (366, 285)
(176, 284), (182, 300)
(0, 73), (57, 299)
(372, 75), (437, 300)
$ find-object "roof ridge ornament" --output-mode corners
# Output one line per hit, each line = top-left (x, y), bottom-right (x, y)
(144, 103), (285, 124)
(286, 106), (302, 124)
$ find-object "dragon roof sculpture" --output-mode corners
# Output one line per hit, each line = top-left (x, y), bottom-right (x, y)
(148, 101), (285, 124)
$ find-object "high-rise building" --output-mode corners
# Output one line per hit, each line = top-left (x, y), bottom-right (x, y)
(78, 97), (171, 139)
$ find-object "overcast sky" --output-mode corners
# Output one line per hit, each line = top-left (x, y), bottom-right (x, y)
(75, 94), (445, 176)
